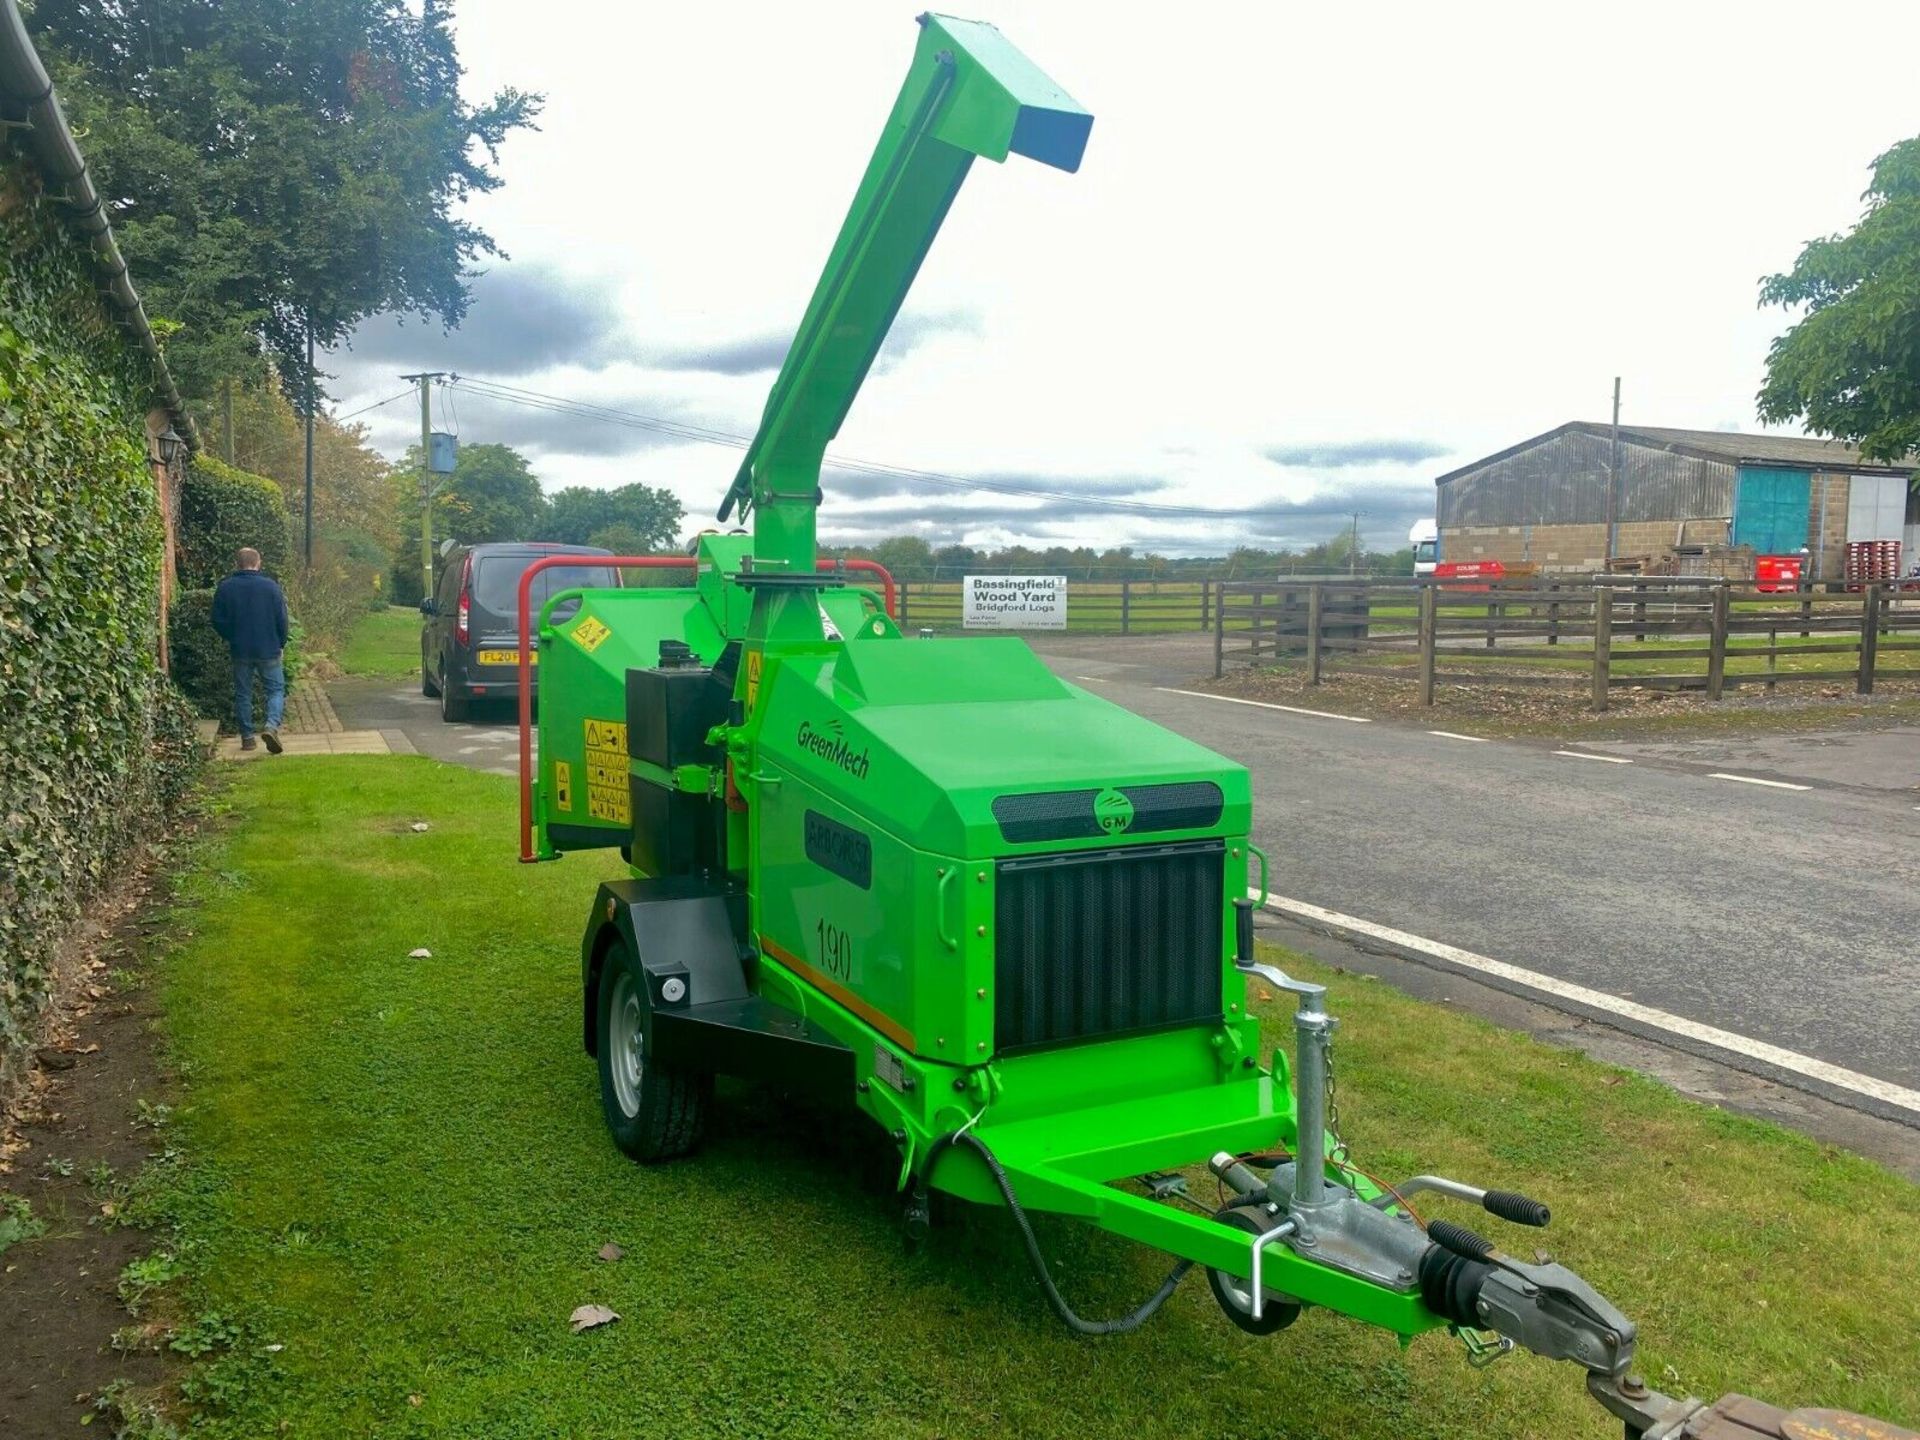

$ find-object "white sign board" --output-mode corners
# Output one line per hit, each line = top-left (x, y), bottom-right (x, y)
(963, 574), (1067, 630)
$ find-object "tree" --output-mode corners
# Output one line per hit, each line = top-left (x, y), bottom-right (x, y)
(30, 0), (541, 401)
(212, 377), (397, 548)
(868, 536), (935, 582)
(544, 484), (684, 552)
(1758, 135), (1920, 463)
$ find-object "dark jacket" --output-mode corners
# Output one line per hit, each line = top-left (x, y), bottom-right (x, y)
(210, 569), (289, 661)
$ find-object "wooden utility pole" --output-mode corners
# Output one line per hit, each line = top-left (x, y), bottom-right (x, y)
(302, 324), (315, 569)
(221, 377), (235, 465)
(400, 372), (447, 600)
(1605, 376), (1621, 563)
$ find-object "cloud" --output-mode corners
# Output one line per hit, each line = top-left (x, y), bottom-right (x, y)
(651, 331), (793, 376)
(330, 266), (623, 377)
(649, 307), (981, 376)
(820, 464), (1168, 504)
(1264, 437), (1452, 469)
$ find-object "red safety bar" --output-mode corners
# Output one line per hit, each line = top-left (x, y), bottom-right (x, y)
(515, 554), (897, 862)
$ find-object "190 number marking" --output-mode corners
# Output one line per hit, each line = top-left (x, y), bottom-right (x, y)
(815, 919), (853, 982)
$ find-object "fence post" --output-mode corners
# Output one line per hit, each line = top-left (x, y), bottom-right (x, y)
(1766, 624), (1777, 693)
(1120, 579), (1131, 635)
(1548, 582), (1560, 645)
(1252, 588), (1265, 663)
(1706, 583), (1729, 701)
(1306, 584), (1324, 685)
(1417, 583), (1437, 706)
(900, 582), (910, 629)
(1213, 583), (1225, 678)
(1485, 596), (1497, 649)
(1859, 583), (1882, 694)
(1590, 585), (1612, 711)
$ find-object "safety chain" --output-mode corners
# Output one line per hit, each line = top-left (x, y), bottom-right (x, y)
(1323, 1025), (1351, 1171)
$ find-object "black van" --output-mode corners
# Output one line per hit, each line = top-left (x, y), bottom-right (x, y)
(420, 543), (617, 721)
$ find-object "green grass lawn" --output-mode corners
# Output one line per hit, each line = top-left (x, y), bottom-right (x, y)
(143, 759), (1920, 1437)
(337, 605), (421, 678)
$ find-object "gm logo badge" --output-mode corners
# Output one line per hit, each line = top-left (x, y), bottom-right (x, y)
(1094, 787), (1134, 835)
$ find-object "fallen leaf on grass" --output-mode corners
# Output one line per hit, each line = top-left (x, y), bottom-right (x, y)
(597, 1242), (625, 1262)
(570, 1304), (619, 1333)
(409, 823), (430, 833)
(408, 1394), (423, 1407)
(408, 948), (432, 959)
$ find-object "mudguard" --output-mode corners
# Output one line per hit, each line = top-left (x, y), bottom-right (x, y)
(580, 877), (747, 1056)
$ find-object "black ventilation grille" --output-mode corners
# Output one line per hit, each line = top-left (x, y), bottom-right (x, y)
(991, 782), (1224, 844)
(994, 839), (1224, 1052)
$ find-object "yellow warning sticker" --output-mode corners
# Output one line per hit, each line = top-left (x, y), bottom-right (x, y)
(553, 759), (573, 812)
(583, 718), (629, 824)
(570, 615), (613, 653)
(745, 649), (763, 709)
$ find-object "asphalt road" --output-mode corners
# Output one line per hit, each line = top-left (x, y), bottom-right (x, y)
(332, 635), (1920, 1131)
(1032, 634), (1920, 1123)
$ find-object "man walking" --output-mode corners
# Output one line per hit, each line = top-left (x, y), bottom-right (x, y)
(211, 547), (290, 753)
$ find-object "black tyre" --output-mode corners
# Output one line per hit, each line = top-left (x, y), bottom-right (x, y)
(595, 943), (709, 1163)
(1207, 1205), (1303, 1335)
(438, 662), (471, 722)
(420, 658), (441, 698)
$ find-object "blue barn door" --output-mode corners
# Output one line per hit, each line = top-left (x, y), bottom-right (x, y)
(1732, 468), (1811, 554)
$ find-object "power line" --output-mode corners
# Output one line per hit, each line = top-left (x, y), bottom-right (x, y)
(332, 387), (416, 423)
(441, 373), (1348, 523)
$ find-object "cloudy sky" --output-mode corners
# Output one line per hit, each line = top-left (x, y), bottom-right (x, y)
(325, 1), (1920, 555)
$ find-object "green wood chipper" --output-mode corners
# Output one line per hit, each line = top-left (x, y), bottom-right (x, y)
(513, 17), (1908, 1440)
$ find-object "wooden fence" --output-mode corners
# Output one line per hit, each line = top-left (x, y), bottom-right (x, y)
(895, 579), (1217, 634)
(1212, 579), (1920, 709)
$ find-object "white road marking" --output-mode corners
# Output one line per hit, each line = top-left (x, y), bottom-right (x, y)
(1253, 891), (1920, 1118)
(1428, 730), (1489, 743)
(1708, 772), (1811, 792)
(1156, 687), (1371, 723)
(1553, 749), (1632, 764)
(1074, 675), (1113, 685)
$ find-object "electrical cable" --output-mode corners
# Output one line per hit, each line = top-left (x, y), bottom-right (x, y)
(922, 1129), (1192, 1336)
(333, 388), (415, 423)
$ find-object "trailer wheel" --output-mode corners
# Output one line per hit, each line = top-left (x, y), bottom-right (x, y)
(1207, 1206), (1302, 1335)
(595, 944), (709, 1163)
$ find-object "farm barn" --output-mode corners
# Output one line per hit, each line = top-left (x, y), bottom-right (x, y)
(1435, 423), (1917, 580)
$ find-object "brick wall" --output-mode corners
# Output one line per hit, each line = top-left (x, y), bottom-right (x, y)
(1443, 517), (1744, 574)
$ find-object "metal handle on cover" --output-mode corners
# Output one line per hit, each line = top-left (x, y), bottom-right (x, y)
(935, 867), (958, 951)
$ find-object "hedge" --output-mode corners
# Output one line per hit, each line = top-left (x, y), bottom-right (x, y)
(0, 153), (204, 1069)
(168, 587), (304, 725)
(178, 455), (292, 587)
(170, 454), (301, 721)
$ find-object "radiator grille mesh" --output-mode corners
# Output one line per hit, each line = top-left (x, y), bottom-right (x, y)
(994, 839), (1224, 1051)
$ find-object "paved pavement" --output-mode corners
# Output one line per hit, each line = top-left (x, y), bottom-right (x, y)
(329, 634), (1920, 1147)
(1030, 634), (1920, 1128)
(328, 675), (521, 776)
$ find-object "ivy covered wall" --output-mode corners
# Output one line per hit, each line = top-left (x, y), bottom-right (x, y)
(0, 153), (198, 1069)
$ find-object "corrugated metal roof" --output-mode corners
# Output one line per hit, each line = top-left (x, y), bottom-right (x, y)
(1437, 422), (1915, 487)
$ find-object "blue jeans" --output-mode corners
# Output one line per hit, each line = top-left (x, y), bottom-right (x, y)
(233, 655), (285, 736)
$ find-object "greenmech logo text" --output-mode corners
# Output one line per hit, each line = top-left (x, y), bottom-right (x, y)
(1095, 787), (1134, 835)
(796, 719), (871, 780)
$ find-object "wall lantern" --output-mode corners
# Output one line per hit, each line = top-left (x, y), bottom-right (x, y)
(154, 425), (186, 467)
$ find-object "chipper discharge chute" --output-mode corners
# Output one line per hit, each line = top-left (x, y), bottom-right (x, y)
(520, 17), (1912, 1440)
